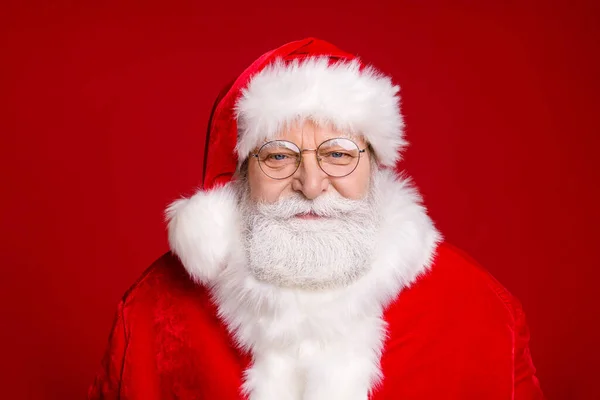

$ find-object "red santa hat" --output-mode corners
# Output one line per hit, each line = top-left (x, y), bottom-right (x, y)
(167, 38), (422, 285)
(202, 37), (405, 190)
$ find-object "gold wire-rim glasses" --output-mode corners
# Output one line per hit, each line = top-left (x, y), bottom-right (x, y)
(251, 138), (367, 180)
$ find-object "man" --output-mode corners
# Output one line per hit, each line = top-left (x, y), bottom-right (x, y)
(89, 38), (545, 399)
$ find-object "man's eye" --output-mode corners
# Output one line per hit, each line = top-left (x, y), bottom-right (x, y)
(324, 151), (350, 158)
(268, 154), (289, 161)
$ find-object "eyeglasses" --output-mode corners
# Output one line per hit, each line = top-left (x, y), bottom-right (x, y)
(251, 138), (367, 180)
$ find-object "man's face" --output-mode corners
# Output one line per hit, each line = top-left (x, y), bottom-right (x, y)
(238, 120), (380, 290)
(247, 120), (372, 204)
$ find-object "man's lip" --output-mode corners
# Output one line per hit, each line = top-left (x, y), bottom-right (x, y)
(295, 212), (322, 220)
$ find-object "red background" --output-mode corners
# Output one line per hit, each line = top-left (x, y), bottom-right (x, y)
(1, 1), (598, 399)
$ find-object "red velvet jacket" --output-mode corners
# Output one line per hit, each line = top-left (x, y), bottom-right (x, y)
(89, 242), (544, 399)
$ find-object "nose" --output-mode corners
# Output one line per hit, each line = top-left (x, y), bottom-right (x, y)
(292, 151), (329, 200)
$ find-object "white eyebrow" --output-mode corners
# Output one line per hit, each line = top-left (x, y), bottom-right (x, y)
(321, 138), (358, 150)
(261, 141), (300, 152)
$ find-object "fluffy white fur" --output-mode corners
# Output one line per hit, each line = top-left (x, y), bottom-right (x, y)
(166, 184), (241, 284)
(235, 57), (406, 168)
(166, 169), (441, 399)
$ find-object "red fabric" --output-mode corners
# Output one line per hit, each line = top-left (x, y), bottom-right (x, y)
(88, 242), (545, 399)
(202, 37), (357, 190)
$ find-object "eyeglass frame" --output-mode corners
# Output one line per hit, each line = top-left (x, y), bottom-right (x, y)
(250, 138), (368, 180)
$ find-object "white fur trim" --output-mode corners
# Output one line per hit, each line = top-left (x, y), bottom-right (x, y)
(166, 169), (441, 399)
(165, 183), (241, 285)
(235, 57), (406, 167)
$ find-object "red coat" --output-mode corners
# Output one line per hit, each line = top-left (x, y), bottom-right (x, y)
(89, 242), (544, 399)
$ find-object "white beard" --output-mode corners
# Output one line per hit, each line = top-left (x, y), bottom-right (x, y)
(238, 182), (381, 290)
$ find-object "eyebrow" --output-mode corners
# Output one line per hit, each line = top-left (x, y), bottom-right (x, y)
(267, 134), (365, 144)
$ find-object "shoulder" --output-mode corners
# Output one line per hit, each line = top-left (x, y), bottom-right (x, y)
(377, 242), (535, 398)
(117, 252), (218, 328)
(114, 252), (241, 362)
(385, 241), (521, 325)
(381, 241), (527, 372)
(98, 255), (249, 399)
(381, 241), (525, 364)
(120, 253), (197, 304)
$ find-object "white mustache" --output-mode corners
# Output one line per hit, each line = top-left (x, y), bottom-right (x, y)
(253, 191), (366, 220)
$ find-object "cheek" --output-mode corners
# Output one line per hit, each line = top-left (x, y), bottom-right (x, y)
(248, 161), (289, 203)
(331, 159), (371, 199)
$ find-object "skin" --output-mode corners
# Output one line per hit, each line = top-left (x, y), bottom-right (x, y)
(247, 120), (372, 203)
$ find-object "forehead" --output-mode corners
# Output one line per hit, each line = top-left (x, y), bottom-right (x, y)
(274, 120), (367, 147)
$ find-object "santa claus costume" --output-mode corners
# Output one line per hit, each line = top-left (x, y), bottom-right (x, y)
(89, 38), (545, 399)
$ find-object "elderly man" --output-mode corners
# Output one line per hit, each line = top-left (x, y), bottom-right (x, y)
(89, 38), (545, 399)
